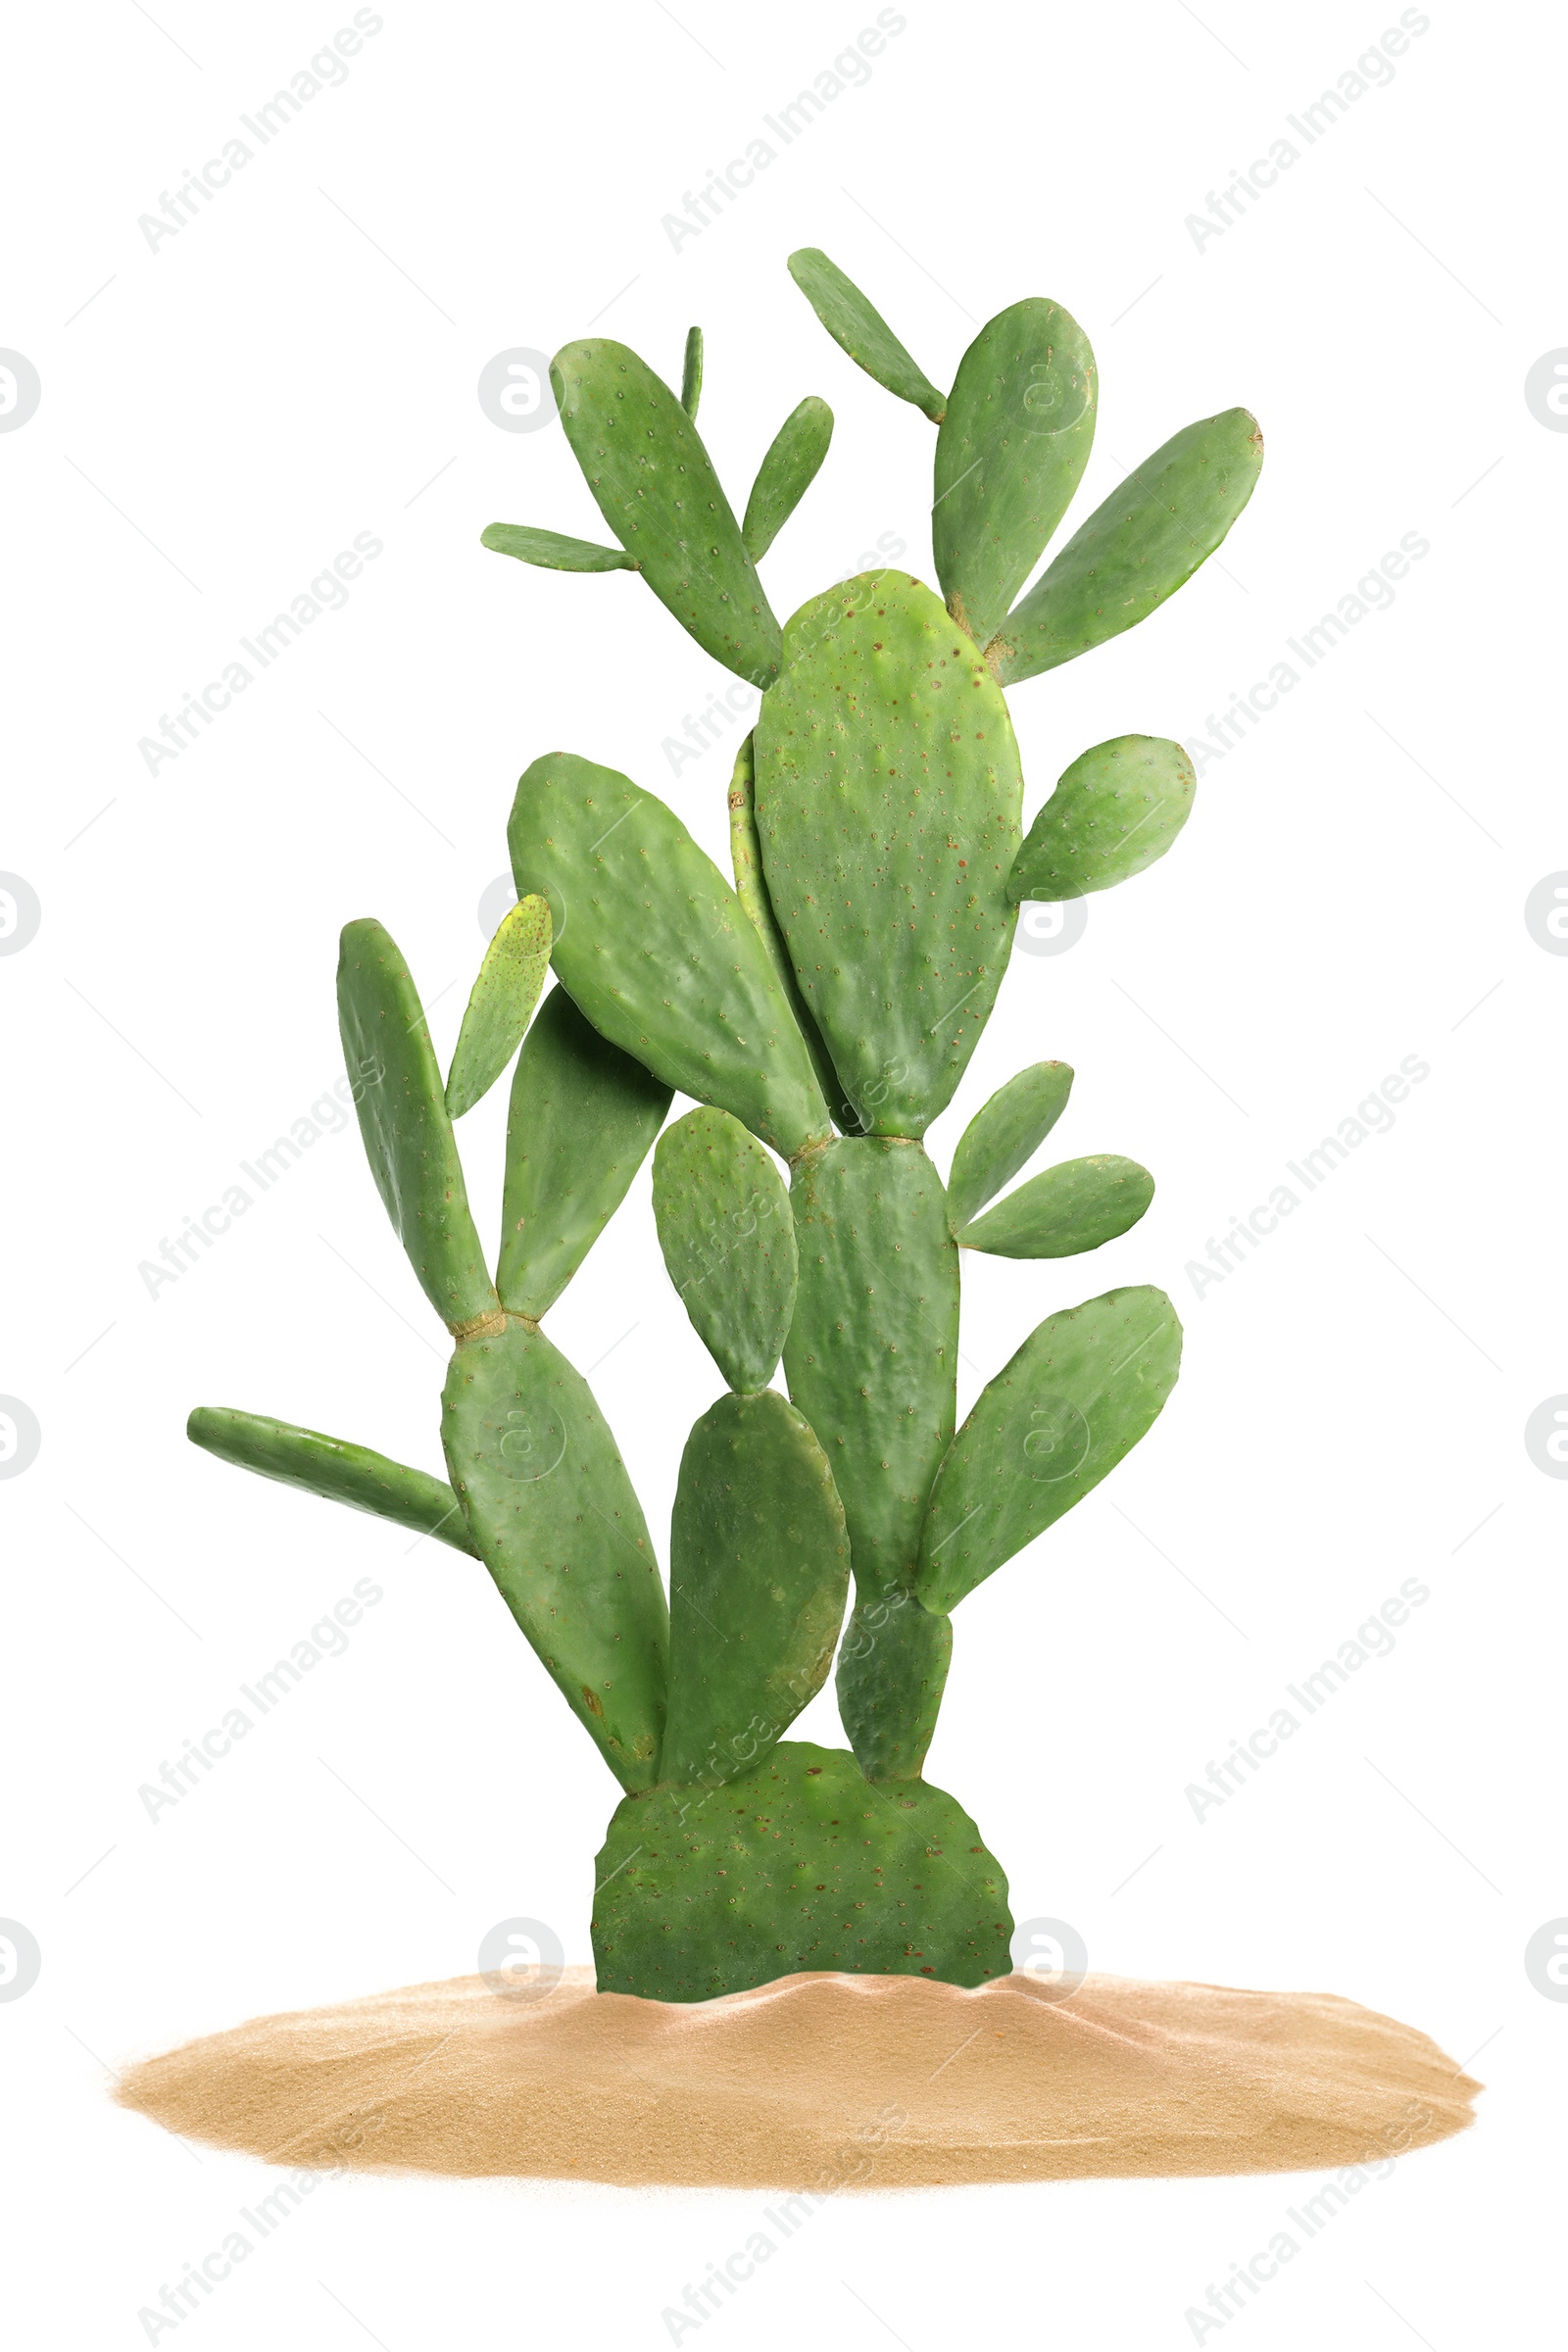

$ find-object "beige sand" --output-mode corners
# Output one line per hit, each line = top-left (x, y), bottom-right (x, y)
(114, 1969), (1480, 2189)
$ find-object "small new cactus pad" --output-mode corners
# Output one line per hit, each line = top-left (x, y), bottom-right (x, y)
(190, 245), (1259, 2000)
(497, 984), (672, 1321)
(336, 919), (497, 1331)
(945, 1059), (1074, 1230)
(787, 248), (947, 421)
(653, 1107), (798, 1395)
(187, 1408), (474, 1554)
(956, 1153), (1155, 1259)
(1009, 735), (1197, 903)
(445, 893), (552, 1119)
(933, 298), (1097, 648)
(742, 396), (834, 562)
(547, 338), (781, 686)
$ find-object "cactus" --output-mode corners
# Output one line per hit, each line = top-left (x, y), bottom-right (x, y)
(188, 249), (1259, 2001)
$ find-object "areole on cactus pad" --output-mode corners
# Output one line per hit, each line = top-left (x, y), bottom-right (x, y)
(185, 244), (1263, 2002)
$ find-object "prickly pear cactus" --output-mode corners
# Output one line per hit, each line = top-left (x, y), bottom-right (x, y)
(189, 262), (1260, 2001)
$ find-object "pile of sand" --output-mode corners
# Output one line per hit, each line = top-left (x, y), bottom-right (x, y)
(114, 1968), (1479, 2189)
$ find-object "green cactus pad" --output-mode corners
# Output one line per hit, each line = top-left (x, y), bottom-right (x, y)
(945, 1060), (1074, 1231)
(652, 1108), (797, 1394)
(784, 1138), (957, 1600)
(336, 919), (498, 1332)
(787, 249), (947, 424)
(680, 324), (703, 419)
(509, 751), (831, 1159)
(726, 733), (859, 1134)
(958, 1154), (1154, 1258)
(917, 1285), (1182, 1613)
(987, 409), (1263, 686)
(444, 893), (552, 1120)
(753, 571), (1023, 1137)
(592, 1740), (1011, 1999)
(836, 1587), (952, 1783)
(662, 1392), (849, 1786)
(497, 984), (671, 1321)
(1009, 735), (1196, 903)
(742, 396), (834, 561)
(187, 1407), (475, 1555)
(550, 337), (781, 687)
(933, 299), (1097, 648)
(480, 522), (634, 573)
(442, 1315), (668, 1789)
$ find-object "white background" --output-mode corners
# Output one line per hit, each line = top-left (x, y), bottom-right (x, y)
(3, 0), (1562, 2343)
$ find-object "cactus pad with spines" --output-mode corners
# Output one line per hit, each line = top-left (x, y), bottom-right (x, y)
(787, 249), (947, 422)
(508, 750), (831, 1159)
(551, 338), (780, 686)
(191, 246), (1255, 2002)
(754, 570), (1023, 1136)
(986, 409), (1263, 686)
(917, 1287), (1183, 1614)
(662, 1391), (849, 1785)
(592, 1740), (1009, 2000)
(442, 1316), (668, 1790)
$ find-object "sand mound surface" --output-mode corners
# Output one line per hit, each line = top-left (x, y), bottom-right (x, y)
(114, 1969), (1479, 2189)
